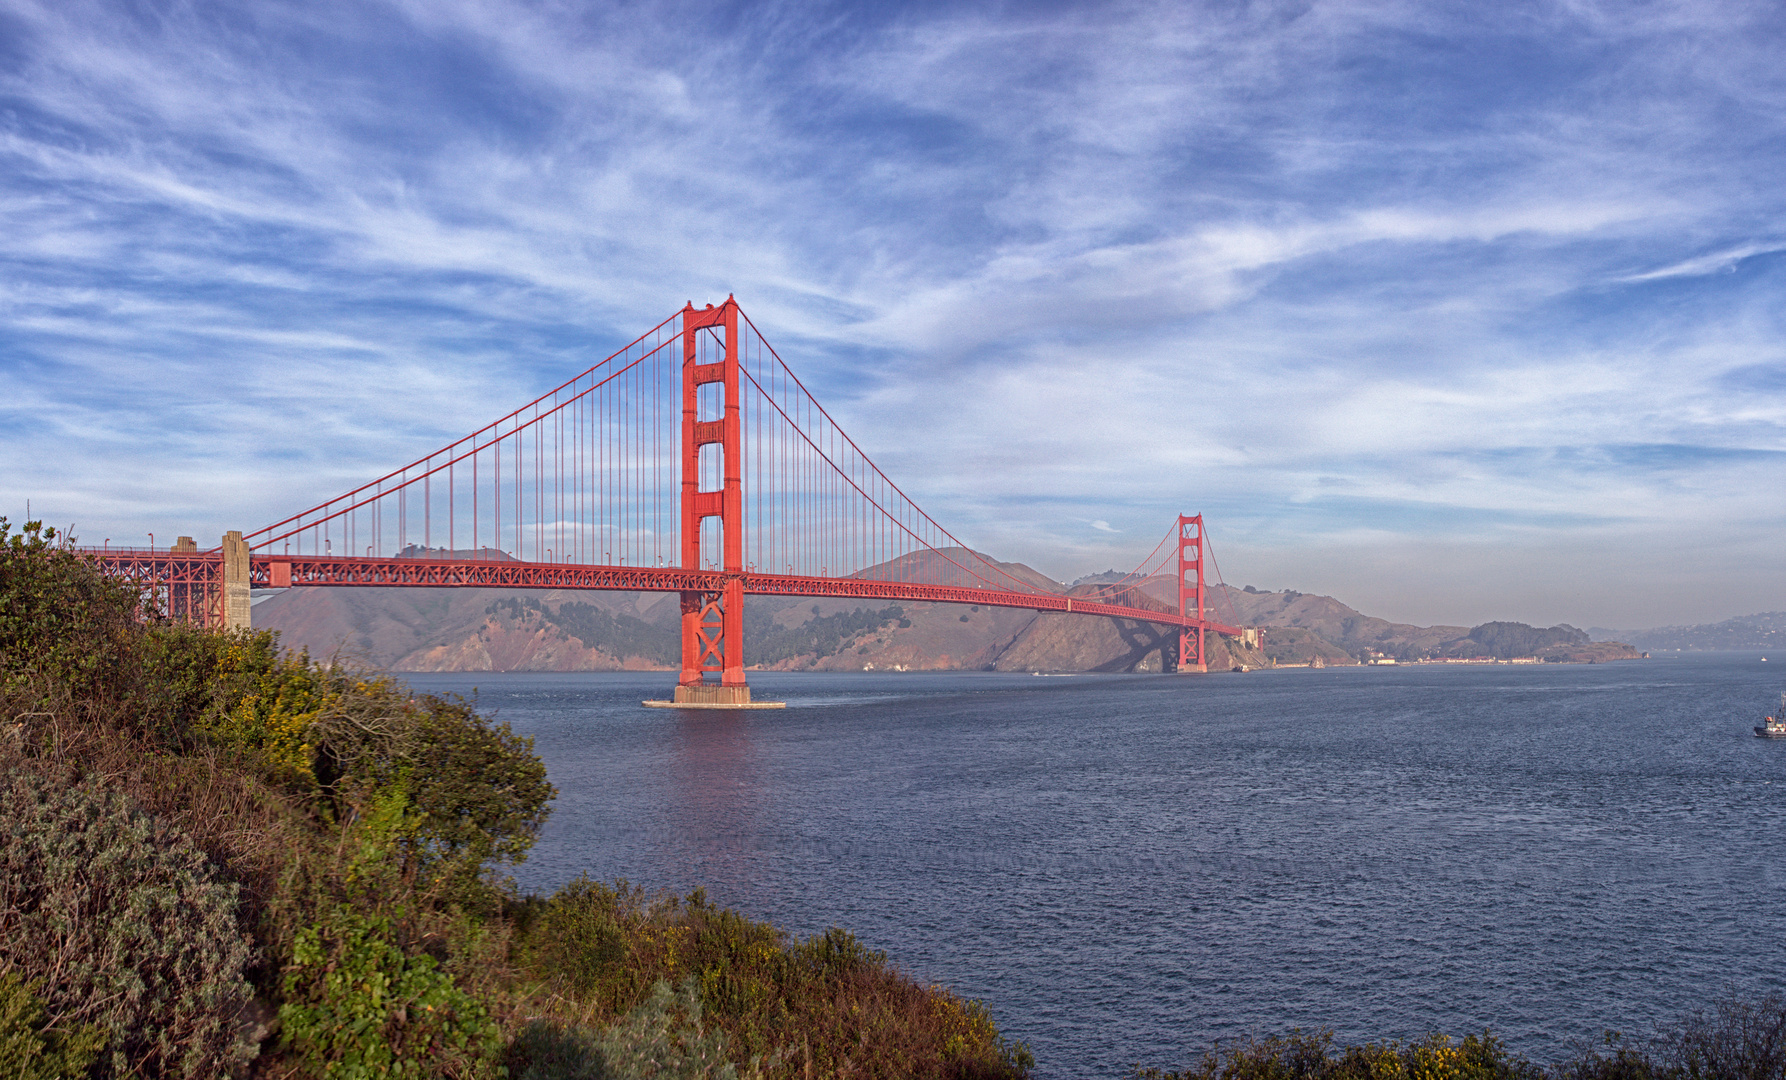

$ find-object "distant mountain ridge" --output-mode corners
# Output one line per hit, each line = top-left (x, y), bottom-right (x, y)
(250, 552), (1640, 672)
(1614, 612), (1786, 652)
(1202, 585), (1639, 665)
(253, 548), (1270, 674)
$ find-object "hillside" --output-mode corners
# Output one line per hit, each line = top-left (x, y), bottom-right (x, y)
(1619, 612), (1786, 652)
(252, 558), (1637, 673)
(253, 550), (1270, 674)
(1139, 580), (1639, 665)
(0, 519), (1031, 1080)
(253, 585), (682, 671)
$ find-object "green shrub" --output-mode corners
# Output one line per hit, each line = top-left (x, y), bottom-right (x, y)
(0, 519), (323, 759)
(0, 518), (139, 703)
(396, 694), (555, 902)
(791, 925), (886, 980)
(520, 878), (641, 1007)
(181, 629), (328, 782)
(286, 681), (556, 909)
(278, 906), (505, 1080)
(136, 634), (556, 908)
(276, 784), (508, 1080)
(0, 774), (255, 1079)
(0, 970), (104, 1080)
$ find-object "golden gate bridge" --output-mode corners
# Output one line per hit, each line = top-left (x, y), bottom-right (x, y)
(85, 298), (1246, 706)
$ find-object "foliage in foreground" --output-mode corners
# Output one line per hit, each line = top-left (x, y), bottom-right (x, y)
(514, 878), (1033, 1079)
(1558, 994), (1786, 1080)
(1137, 995), (1786, 1080)
(1, 517), (1031, 1079)
(509, 978), (750, 1080)
(281, 905), (507, 1080)
(1135, 1030), (1540, 1080)
(0, 773), (255, 1079)
(0, 972), (105, 1080)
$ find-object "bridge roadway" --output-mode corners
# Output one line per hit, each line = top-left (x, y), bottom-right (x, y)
(85, 549), (1243, 637)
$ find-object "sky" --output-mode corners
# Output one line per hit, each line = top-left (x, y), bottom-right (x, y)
(3, 0), (1784, 630)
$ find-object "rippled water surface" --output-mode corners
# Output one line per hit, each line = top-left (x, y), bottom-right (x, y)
(405, 655), (1786, 1079)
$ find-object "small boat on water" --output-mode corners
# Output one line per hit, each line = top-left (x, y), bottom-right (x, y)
(1755, 693), (1786, 738)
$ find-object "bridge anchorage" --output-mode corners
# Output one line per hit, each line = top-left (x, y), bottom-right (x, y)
(86, 297), (1250, 707)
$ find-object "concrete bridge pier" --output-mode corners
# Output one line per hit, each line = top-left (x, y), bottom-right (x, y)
(222, 530), (251, 630)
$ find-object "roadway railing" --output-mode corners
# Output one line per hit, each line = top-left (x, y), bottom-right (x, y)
(80, 550), (1243, 636)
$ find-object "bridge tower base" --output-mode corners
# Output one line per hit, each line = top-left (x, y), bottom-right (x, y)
(644, 684), (786, 710)
(222, 530), (252, 630)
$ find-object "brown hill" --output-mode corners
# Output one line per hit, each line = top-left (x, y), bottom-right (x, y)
(251, 586), (680, 671)
(251, 549), (1266, 674)
(1214, 585), (1464, 664)
(992, 582), (1258, 673)
(1194, 585), (1640, 665)
(852, 546), (1065, 594)
(251, 558), (1630, 675)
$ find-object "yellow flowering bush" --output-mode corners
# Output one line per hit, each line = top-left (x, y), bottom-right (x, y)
(198, 635), (327, 784)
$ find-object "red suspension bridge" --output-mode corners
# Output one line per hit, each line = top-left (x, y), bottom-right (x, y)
(87, 298), (1247, 706)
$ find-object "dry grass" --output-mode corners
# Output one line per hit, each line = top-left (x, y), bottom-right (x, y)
(502, 880), (1030, 1079)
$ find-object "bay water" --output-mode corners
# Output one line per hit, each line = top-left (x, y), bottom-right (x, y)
(404, 654), (1786, 1078)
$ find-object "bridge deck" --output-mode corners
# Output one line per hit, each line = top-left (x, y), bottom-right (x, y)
(85, 550), (1243, 637)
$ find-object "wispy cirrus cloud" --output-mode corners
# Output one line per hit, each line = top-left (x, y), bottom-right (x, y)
(1620, 243), (1786, 282)
(1, 0), (1784, 626)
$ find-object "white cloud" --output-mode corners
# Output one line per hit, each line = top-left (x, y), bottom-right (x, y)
(1, 0), (1784, 625)
(1620, 243), (1786, 282)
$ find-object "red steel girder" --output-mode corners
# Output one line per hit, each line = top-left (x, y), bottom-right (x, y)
(81, 549), (226, 626)
(240, 556), (1243, 636)
(82, 550), (1245, 639)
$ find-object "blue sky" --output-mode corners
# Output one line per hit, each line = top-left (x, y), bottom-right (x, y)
(3, 0), (1784, 629)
